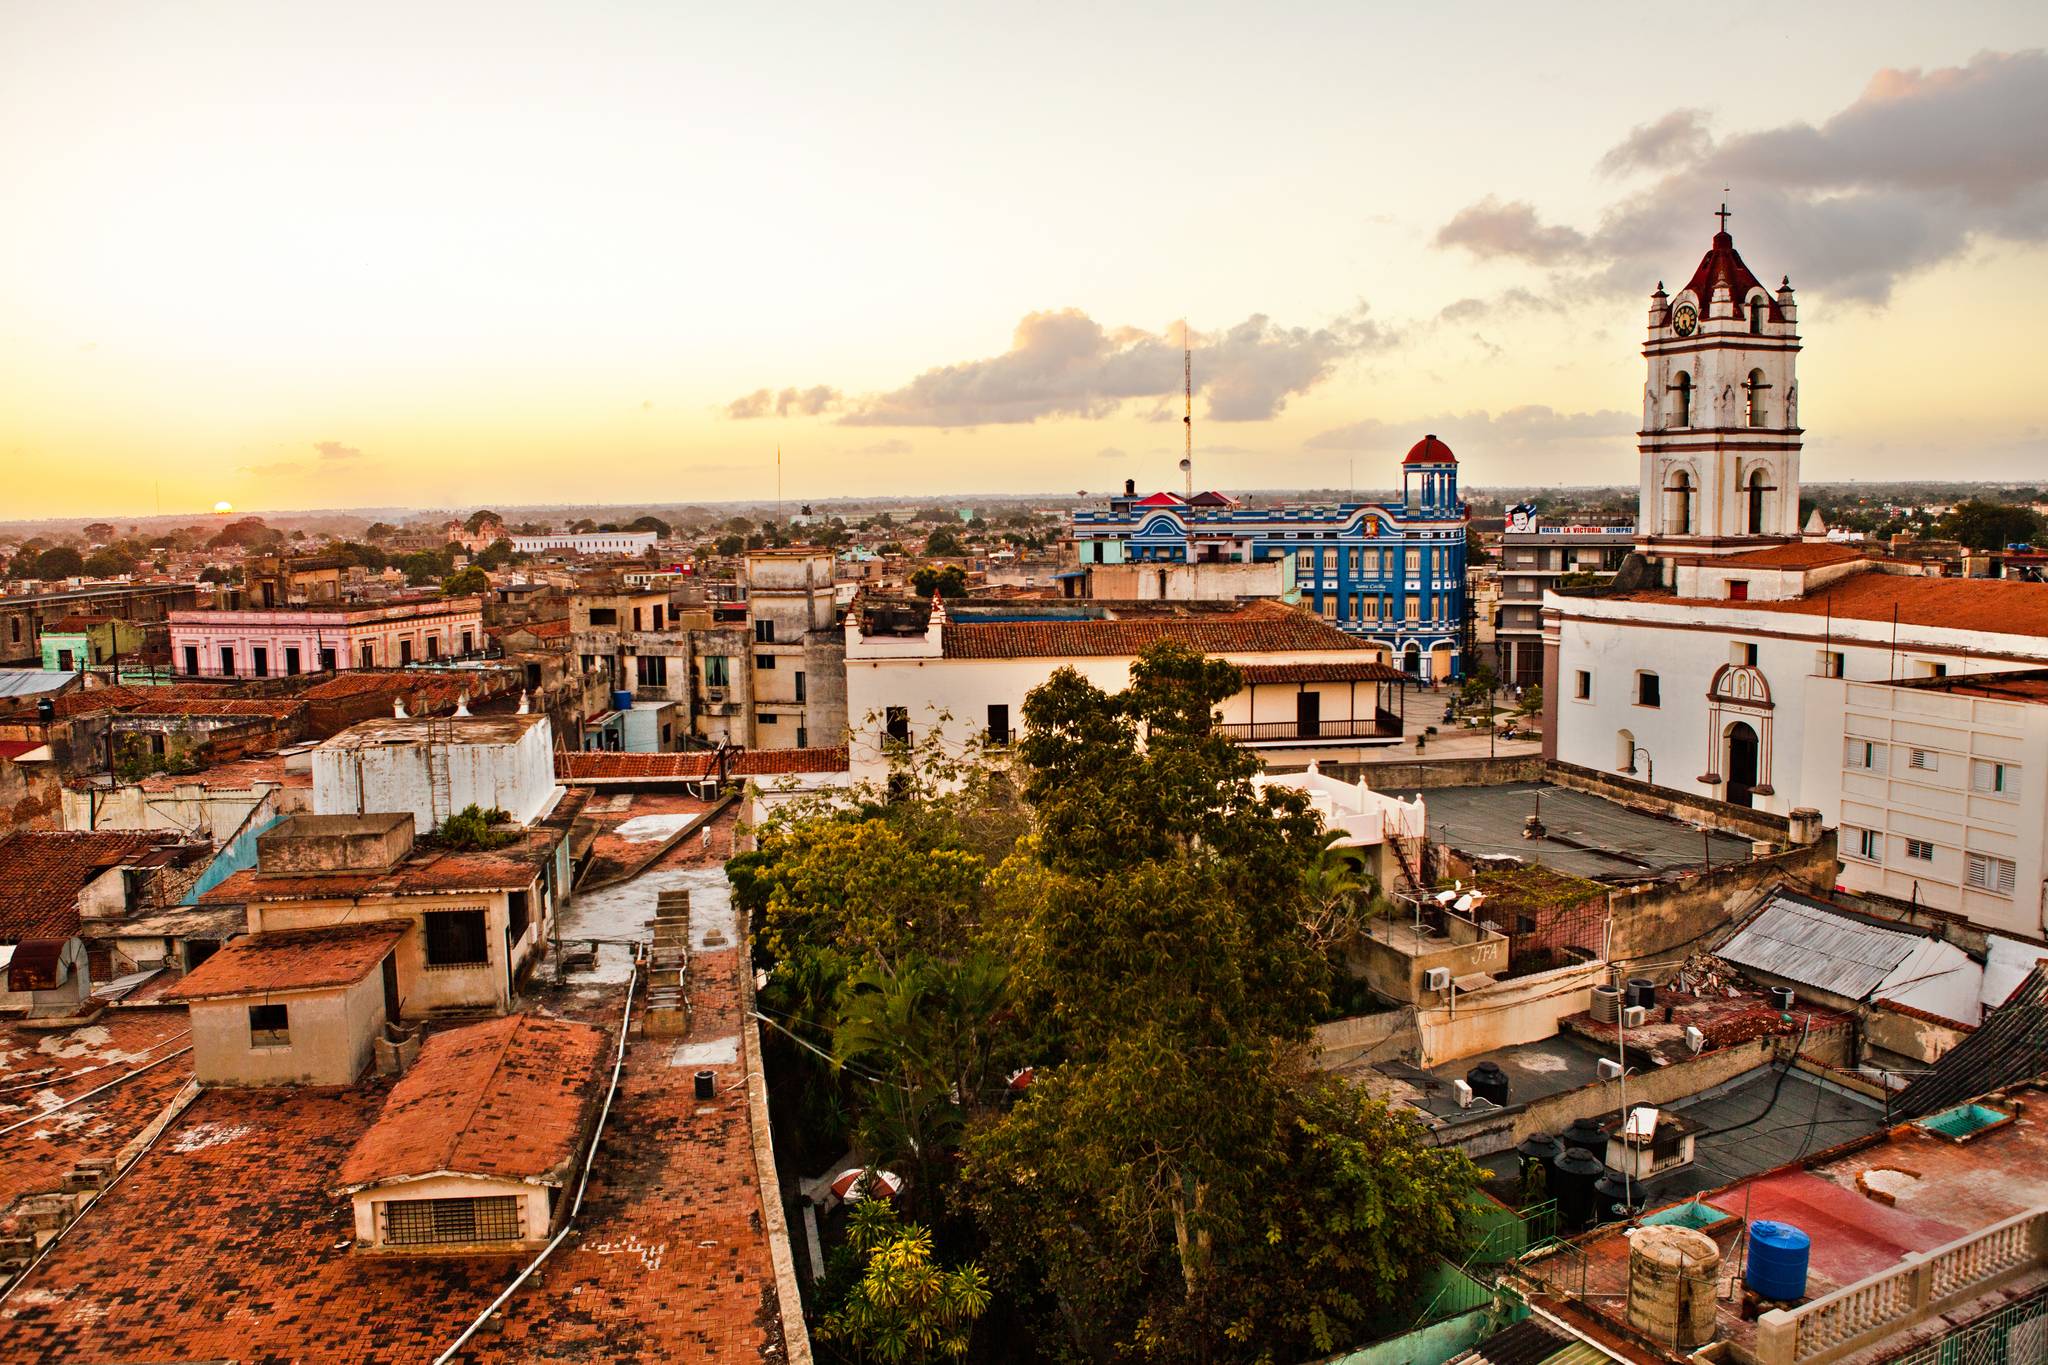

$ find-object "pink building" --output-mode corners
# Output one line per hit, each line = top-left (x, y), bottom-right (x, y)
(168, 598), (486, 678)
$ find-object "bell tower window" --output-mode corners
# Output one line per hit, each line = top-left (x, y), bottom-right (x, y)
(1666, 469), (1695, 535)
(1744, 369), (1769, 427)
(1670, 372), (1692, 428)
(1747, 469), (1772, 535)
(1750, 297), (1767, 334)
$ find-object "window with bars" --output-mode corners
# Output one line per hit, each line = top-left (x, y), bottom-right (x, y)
(1904, 838), (1935, 862)
(1966, 853), (2017, 896)
(424, 910), (490, 967)
(1909, 748), (1939, 772)
(382, 1195), (521, 1246)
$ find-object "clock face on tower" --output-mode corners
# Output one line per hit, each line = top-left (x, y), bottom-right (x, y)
(1671, 302), (1699, 337)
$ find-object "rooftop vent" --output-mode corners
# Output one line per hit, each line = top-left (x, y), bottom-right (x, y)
(1913, 1102), (2014, 1142)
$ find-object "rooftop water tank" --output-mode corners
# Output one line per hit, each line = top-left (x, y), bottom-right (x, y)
(1746, 1220), (1811, 1302)
(1553, 1148), (1605, 1229)
(1466, 1062), (1510, 1107)
(1561, 1116), (1609, 1157)
(1594, 1169), (1645, 1222)
(1627, 1225), (1721, 1348)
(1627, 977), (1657, 1010)
(612, 688), (634, 713)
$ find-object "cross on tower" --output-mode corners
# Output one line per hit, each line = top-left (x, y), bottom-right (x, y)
(1716, 201), (1733, 232)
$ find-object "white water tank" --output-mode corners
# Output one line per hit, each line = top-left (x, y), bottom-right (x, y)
(1627, 1225), (1721, 1348)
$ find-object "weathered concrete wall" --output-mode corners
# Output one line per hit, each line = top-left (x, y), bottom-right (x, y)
(0, 752), (62, 833)
(189, 972), (385, 1087)
(1546, 759), (1794, 842)
(1324, 754), (1543, 790)
(1865, 1004), (1971, 1066)
(1607, 840), (1840, 970)
(1312, 1008), (1418, 1070)
(1416, 959), (1608, 1067)
(1351, 922), (1510, 1008)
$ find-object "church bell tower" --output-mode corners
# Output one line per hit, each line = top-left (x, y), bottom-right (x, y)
(1637, 206), (1802, 561)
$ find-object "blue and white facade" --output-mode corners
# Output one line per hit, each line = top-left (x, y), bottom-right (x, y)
(1071, 438), (1470, 678)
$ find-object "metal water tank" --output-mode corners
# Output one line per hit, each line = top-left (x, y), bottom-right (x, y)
(1516, 1133), (1562, 1167)
(1627, 977), (1657, 1010)
(1466, 1062), (1511, 1107)
(1627, 1225), (1721, 1348)
(1746, 1220), (1811, 1302)
(1768, 986), (1796, 1013)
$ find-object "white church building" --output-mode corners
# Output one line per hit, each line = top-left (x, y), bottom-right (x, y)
(1543, 213), (2048, 937)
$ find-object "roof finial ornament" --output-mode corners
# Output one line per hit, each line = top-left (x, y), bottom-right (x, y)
(1715, 200), (1732, 233)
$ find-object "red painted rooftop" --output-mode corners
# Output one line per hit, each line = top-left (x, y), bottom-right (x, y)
(1404, 433), (1456, 465)
(166, 921), (408, 1001)
(939, 598), (1370, 661)
(1618, 571), (2048, 638)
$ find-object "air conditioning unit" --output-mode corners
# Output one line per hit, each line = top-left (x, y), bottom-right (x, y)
(706, 686), (727, 702)
(1597, 1058), (1625, 1082)
(1622, 1005), (1649, 1028)
(1425, 967), (1453, 992)
(1452, 1078), (1474, 1109)
(1684, 1025), (1706, 1054)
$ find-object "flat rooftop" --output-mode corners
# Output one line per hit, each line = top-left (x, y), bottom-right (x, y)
(319, 712), (547, 748)
(1389, 782), (1754, 880)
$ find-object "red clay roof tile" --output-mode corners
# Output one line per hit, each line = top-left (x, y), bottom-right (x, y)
(165, 921), (407, 1000)
(1622, 572), (2048, 637)
(337, 1013), (605, 1190)
(939, 598), (1370, 660)
(0, 830), (198, 942)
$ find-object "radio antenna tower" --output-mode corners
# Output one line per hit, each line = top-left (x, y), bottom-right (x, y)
(1180, 321), (1194, 499)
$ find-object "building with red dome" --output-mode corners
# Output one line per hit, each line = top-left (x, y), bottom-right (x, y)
(1071, 441), (1470, 680)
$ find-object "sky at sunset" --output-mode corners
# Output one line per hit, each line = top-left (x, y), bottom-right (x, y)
(3, 2), (2045, 519)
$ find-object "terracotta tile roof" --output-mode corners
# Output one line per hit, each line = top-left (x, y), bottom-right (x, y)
(1621, 571), (2048, 638)
(1237, 660), (1411, 685)
(165, 921), (408, 1001)
(337, 1013), (605, 1190)
(136, 751), (311, 792)
(939, 598), (1370, 660)
(200, 840), (551, 904)
(1715, 541), (1868, 569)
(555, 747), (850, 781)
(0, 830), (196, 942)
(0, 1010), (193, 1214)
(118, 696), (306, 719)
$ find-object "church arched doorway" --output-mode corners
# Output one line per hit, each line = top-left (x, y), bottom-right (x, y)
(1724, 722), (1760, 808)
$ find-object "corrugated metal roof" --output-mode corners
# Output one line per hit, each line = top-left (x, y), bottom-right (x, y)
(1719, 892), (1923, 1000)
(0, 669), (76, 699)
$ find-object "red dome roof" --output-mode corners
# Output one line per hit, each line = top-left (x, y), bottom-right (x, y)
(1404, 434), (1456, 465)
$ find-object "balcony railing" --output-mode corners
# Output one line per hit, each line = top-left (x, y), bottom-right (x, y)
(1213, 712), (1402, 744)
(1755, 1204), (2048, 1365)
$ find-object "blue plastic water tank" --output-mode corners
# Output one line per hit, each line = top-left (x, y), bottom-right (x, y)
(1746, 1220), (1811, 1301)
(611, 689), (634, 713)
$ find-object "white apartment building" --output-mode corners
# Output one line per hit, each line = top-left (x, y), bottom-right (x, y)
(509, 531), (657, 556)
(844, 595), (1409, 785)
(1803, 672), (2048, 939)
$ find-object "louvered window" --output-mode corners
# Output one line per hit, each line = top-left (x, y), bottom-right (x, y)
(383, 1196), (521, 1246)
(1966, 853), (2016, 896)
(1909, 749), (1938, 772)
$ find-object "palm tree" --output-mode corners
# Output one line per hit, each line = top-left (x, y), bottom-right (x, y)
(1301, 831), (1376, 952)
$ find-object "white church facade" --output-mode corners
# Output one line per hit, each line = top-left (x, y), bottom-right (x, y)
(1543, 213), (2048, 937)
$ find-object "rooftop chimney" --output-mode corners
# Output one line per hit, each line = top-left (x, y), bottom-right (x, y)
(393, 697), (408, 719)
(1124, 478), (1135, 497)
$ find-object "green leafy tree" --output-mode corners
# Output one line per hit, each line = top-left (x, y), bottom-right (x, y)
(910, 564), (967, 599)
(363, 521), (397, 542)
(1517, 684), (1542, 719)
(197, 564), (235, 584)
(464, 508), (502, 534)
(1940, 499), (2043, 550)
(82, 547), (138, 577)
(753, 818), (987, 970)
(31, 546), (85, 579)
(626, 514), (671, 536)
(923, 528), (964, 557)
(820, 1200), (991, 1364)
(429, 804), (514, 850)
(475, 537), (517, 569)
(442, 564), (490, 596)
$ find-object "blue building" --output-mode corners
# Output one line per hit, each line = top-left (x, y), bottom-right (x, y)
(1071, 435), (1469, 679)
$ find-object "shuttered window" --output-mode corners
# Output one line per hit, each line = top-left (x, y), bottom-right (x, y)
(1966, 853), (2016, 896)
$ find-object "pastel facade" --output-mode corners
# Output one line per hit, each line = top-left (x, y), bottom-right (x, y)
(509, 532), (656, 556)
(168, 597), (485, 677)
(1072, 441), (1469, 678)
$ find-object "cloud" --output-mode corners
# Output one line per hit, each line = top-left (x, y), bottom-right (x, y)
(725, 385), (845, 419)
(1597, 109), (1713, 177)
(1432, 198), (1588, 265)
(1307, 406), (1634, 459)
(1434, 50), (2048, 303)
(853, 438), (913, 456)
(314, 440), (364, 462)
(1436, 287), (1544, 323)
(809, 305), (1389, 427)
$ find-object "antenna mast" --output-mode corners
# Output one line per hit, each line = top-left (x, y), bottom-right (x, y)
(1182, 322), (1193, 499)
